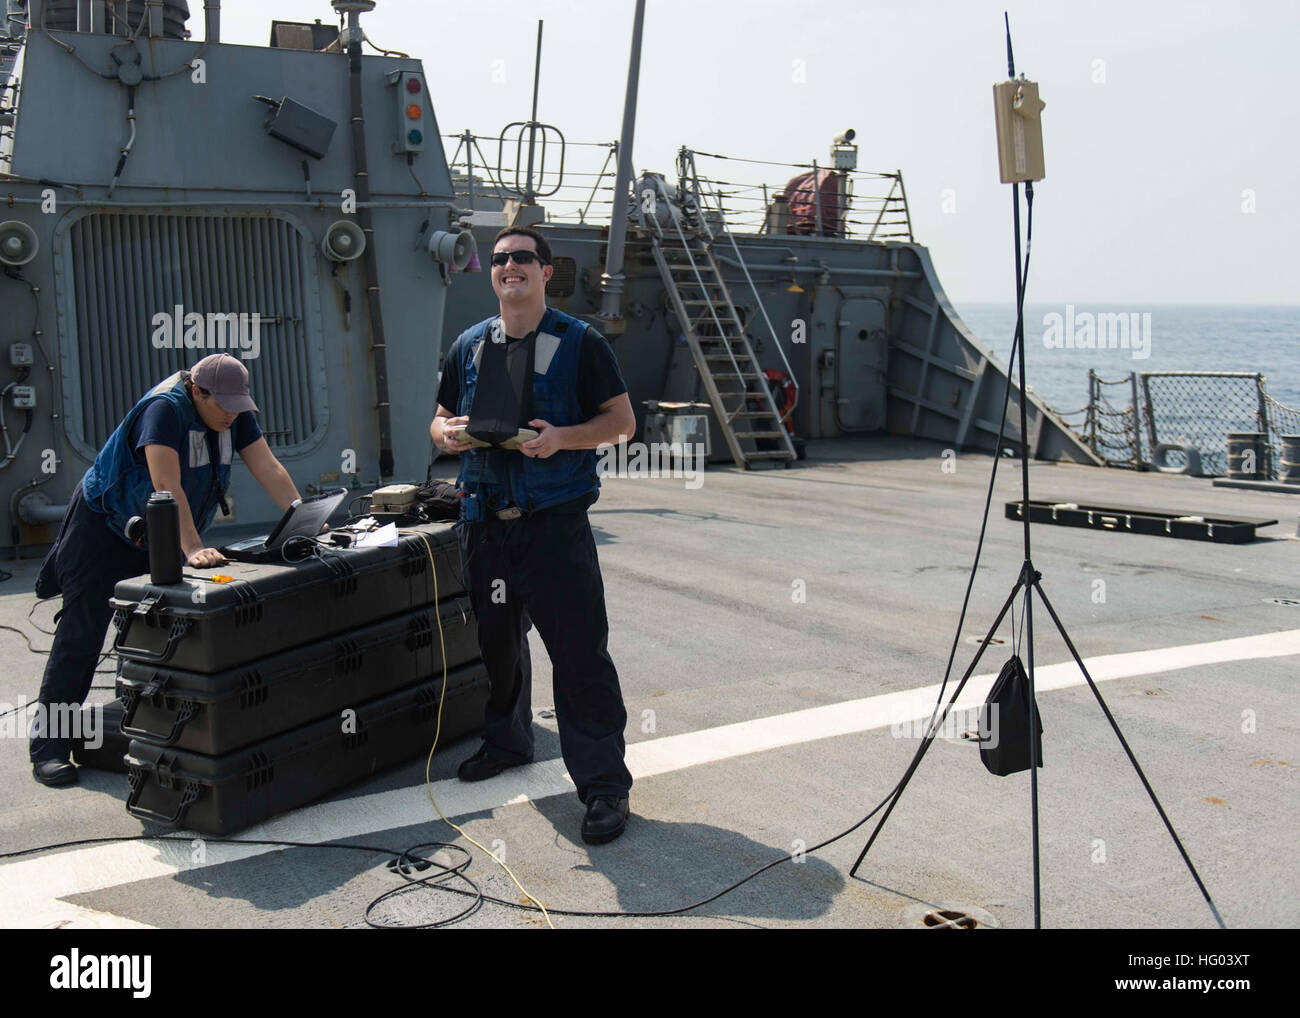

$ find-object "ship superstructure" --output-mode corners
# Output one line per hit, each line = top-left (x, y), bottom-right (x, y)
(0, 0), (1097, 553)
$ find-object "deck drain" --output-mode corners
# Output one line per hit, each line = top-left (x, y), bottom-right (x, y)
(1265, 597), (1300, 607)
(900, 903), (997, 929)
(921, 909), (979, 929)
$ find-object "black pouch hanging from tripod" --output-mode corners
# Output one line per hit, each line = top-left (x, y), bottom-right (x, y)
(979, 654), (1044, 776)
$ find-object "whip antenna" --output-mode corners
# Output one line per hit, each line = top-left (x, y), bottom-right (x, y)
(1004, 11), (1015, 77)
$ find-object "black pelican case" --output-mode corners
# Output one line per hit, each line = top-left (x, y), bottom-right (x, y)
(109, 523), (463, 672)
(116, 595), (479, 754)
(124, 662), (490, 836)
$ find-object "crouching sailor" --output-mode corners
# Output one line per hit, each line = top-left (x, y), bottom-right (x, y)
(29, 354), (301, 787)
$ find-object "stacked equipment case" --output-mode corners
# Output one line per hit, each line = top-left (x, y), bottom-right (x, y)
(102, 523), (487, 835)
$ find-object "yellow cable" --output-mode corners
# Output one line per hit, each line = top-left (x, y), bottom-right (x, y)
(409, 530), (554, 929)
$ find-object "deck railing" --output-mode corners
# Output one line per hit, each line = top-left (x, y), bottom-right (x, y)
(1062, 370), (1299, 479)
(682, 149), (913, 243)
(442, 132), (914, 243)
(443, 130), (622, 225)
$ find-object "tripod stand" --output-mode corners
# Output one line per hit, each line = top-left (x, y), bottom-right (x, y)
(847, 30), (1223, 931)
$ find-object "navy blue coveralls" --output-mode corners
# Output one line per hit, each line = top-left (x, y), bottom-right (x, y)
(442, 309), (633, 804)
(29, 373), (253, 763)
(29, 483), (149, 763)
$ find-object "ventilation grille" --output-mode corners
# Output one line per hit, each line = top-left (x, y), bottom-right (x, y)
(547, 256), (577, 298)
(62, 211), (322, 454)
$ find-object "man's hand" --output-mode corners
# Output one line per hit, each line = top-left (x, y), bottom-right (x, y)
(521, 397), (634, 455)
(145, 444), (206, 560)
(187, 547), (228, 568)
(436, 414), (474, 454)
(522, 419), (566, 459)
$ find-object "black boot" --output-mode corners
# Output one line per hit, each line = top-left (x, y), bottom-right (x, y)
(581, 796), (629, 844)
(32, 759), (77, 787)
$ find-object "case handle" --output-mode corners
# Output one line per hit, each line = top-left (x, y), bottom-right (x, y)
(125, 774), (202, 827)
(113, 615), (193, 665)
(119, 692), (197, 746)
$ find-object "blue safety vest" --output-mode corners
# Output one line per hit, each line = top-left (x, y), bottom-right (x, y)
(454, 307), (600, 513)
(82, 372), (233, 547)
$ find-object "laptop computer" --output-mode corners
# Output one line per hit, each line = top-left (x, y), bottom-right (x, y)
(220, 488), (347, 563)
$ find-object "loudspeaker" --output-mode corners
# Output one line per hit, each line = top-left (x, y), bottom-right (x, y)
(427, 229), (474, 270)
(0, 221), (38, 267)
(322, 220), (366, 262)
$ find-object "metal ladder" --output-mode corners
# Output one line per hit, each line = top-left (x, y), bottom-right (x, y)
(637, 170), (798, 469)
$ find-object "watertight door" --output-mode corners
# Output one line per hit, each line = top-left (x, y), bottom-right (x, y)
(835, 297), (889, 431)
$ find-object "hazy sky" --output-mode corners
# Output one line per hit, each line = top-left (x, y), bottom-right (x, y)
(214, 0), (1299, 305)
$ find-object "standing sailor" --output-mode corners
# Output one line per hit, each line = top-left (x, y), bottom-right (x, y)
(30, 354), (301, 786)
(431, 226), (636, 844)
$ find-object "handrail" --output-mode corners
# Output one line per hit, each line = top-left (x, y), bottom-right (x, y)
(444, 130), (618, 220)
(868, 175), (899, 242)
(577, 142), (617, 224)
(442, 132), (912, 242)
(646, 172), (747, 397)
(687, 148), (912, 241)
(1079, 370), (1297, 479)
(681, 150), (800, 424)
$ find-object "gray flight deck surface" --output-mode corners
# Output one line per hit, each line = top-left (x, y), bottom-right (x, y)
(0, 437), (1296, 929)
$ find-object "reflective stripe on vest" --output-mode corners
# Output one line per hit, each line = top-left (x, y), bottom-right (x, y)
(81, 373), (233, 546)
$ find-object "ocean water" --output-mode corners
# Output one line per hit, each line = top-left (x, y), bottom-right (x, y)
(952, 304), (1300, 421)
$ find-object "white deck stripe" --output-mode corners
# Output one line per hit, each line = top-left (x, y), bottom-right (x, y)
(1, 627), (1297, 927)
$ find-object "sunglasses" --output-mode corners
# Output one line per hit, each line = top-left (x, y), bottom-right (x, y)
(490, 250), (546, 267)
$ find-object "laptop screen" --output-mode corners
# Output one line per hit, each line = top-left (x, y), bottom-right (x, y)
(264, 489), (347, 550)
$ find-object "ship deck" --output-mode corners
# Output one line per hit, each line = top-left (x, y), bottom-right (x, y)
(1, 436), (1296, 929)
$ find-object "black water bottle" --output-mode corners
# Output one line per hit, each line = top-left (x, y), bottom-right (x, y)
(146, 491), (184, 585)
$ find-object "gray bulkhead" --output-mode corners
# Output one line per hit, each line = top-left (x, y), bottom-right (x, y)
(442, 221), (1100, 467)
(1, 17), (462, 548)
